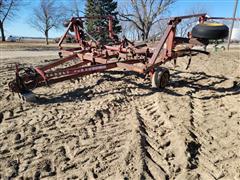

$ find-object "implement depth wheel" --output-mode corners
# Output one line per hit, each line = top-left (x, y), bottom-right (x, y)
(151, 67), (170, 89)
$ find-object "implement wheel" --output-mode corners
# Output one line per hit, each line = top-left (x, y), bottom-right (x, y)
(192, 22), (229, 40)
(151, 67), (170, 88)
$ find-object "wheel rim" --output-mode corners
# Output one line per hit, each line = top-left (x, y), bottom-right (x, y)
(151, 68), (170, 89)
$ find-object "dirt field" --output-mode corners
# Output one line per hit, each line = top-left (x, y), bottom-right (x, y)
(0, 43), (240, 180)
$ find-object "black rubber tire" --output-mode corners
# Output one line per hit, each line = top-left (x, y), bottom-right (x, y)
(192, 23), (229, 40)
(151, 67), (170, 89)
(18, 67), (38, 92)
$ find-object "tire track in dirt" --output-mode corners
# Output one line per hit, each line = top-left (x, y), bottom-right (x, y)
(186, 87), (240, 179)
(121, 94), (200, 179)
(187, 94), (224, 179)
(124, 105), (168, 179)
(140, 93), (218, 179)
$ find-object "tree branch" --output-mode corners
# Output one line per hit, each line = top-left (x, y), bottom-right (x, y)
(2, 0), (14, 22)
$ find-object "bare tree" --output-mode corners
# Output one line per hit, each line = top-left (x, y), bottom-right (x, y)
(0, 0), (23, 41)
(62, 0), (82, 19)
(29, 0), (64, 44)
(119, 21), (141, 41)
(120, 0), (176, 40)
(67, 0), (84, 17)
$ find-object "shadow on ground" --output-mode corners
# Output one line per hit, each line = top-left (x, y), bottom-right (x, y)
(35, 69), (240, 104)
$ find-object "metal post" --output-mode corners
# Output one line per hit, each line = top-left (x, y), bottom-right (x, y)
(227, 0), (239, 50)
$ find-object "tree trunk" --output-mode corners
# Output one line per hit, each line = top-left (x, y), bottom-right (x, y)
(145, 29), (150, 40)
(141, 31), (148, 41)
(45, 30), (49, 45)
(141, 31), (145, 41)
(136, 30), (141, 41)
(140, 28), (149, 41)
(0, 21), (6, 41)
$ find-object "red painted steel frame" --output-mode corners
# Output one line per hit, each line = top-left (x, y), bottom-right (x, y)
(8, 14), (240, 93)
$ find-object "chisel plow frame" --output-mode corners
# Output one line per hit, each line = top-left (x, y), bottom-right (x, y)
(8, 14), (240, 96)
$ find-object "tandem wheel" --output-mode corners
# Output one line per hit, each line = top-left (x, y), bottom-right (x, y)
(151, 67), (170, 88)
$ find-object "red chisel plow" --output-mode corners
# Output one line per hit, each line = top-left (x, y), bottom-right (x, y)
(8, 14), (240, 97)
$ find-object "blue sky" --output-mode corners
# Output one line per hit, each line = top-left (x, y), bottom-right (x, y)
(4, 0), (240, 38)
